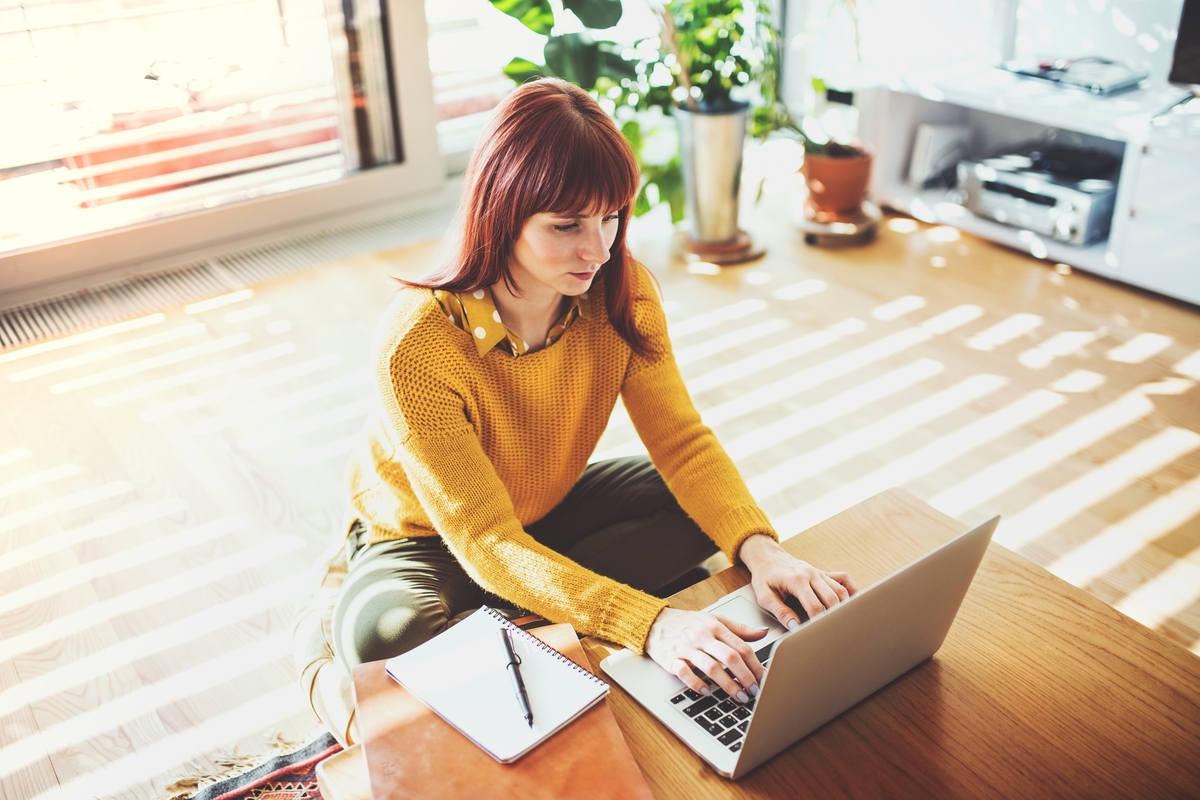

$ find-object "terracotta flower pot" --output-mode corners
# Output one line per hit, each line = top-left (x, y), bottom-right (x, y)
(801, 149), (873, 222)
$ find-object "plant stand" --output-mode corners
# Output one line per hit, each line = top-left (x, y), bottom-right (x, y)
(672, 230), (766, 266)
(791, 197), (881, 247)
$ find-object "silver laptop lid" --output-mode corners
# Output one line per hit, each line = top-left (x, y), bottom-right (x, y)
(730, 515), (999, 779)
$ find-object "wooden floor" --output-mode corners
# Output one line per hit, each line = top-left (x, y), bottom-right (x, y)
(1, 181), (1198, 799)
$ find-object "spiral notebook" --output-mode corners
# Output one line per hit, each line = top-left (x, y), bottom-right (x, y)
(384, 606), (609, 763)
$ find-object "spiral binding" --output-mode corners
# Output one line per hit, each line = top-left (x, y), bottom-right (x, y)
(483, 606), (605, 686)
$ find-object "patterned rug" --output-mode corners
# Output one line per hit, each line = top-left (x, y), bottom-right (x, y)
(173, 733), (342, 800)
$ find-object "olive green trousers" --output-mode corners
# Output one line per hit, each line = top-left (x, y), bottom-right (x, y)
(332, 456), (718, 670)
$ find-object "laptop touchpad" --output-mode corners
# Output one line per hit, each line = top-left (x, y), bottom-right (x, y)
(708, 595), (788, 640)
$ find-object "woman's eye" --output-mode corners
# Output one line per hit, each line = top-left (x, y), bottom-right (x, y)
(553, 224), (578, 232)
(604, 214), (620, 223)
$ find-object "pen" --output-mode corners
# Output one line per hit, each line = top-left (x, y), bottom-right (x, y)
(498, 627), (534, 728)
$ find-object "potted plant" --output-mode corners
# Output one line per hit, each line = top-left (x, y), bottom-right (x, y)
(753, 81), (872, 224)
(489, 1), (869, 244)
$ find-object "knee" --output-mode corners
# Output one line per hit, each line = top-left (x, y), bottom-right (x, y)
(332, 581), (450, 670)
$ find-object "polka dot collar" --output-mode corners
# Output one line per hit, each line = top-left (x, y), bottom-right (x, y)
(434, 286), (592, 357)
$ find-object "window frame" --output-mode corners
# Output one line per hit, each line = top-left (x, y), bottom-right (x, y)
(0, 0), (445, 303)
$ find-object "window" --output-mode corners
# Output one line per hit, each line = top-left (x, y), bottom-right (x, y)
(0, 0), (441, 297)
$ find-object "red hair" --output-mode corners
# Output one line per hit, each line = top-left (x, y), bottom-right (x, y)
(405, 78), (647, 353)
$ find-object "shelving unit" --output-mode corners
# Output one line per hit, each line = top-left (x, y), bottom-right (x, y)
(854, 64), (1199, 305)
(875, 182), (1112, 274)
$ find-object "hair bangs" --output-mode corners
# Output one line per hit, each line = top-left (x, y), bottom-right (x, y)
(533, 120), (639, 218)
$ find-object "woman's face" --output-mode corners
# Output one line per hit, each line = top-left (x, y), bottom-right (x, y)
(509, 210), (621, 298)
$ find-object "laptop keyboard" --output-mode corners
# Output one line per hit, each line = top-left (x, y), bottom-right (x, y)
(666, 641), (774, 753)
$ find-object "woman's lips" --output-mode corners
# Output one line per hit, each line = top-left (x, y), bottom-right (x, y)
(569, 271), (597, 280)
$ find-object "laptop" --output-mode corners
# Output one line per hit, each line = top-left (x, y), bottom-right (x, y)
(600, 515), (1000, 779)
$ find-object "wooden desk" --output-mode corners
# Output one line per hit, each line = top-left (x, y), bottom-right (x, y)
(581, 489), (1200, 798)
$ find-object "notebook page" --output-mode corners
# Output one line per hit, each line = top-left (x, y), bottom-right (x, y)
(385, 608), (608, 763)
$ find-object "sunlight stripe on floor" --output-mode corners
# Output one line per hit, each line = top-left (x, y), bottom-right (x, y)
(669, 299), (767, 338)
(293, 434), (361, 466)
(702, 327), (932, 426)
(773, 279), (826, 300)
(0, 314), (164, 365)
(1114, 557), (1200, 632)
(872, 295), (926, 321)
(592, 357), (932, 464)
(95, 343), (297, 407)
(1047, 474), (1200, 587)
(774, 389), (1069, 535)
(674, 319), (790, 367)
(687, 329), (841, 394)
(700, 305), (982, 426)
(50, 334), (252, 394)
(1018, 329), (1105, 369)
(0, 499), (189, 573)
(184, 289), (254, 314)
(1176, 349), (1200, 379)
(724, 359), (945, 461)
(995, 428), (1200, 552)
(0, 633), (291, 782)
(0, 516), (240, 614)
(0, 464), (80, 499)
(0, 482), (133, 535)
(224, 303), (272, 323)
(0, 574), (304, 719)
(139, 353), (343, 420)
(1106, 333), (1173, 364)
(966, 313), (1043, 351)
(747, 374), (1008, 501)
(1050, 369), (1106, 393)
(188, 369), (371, 435)
(7, 324), (207, 381)
(829, 319), (867, 335)
(0, 529), (307, 663)
(237, 398), (374, 451)
(921, 305), (984, 334)
(0, 448), (32, 468)
(928, 379), (1193, 518)
(30, 685), (302, 800)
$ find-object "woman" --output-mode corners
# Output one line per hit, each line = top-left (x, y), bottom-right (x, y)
(333, 78), (856, 703)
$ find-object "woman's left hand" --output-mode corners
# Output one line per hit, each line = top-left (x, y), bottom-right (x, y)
(738, 534), (858, 630)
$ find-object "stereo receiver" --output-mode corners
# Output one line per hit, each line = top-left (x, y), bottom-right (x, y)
(957, 155), (1116, 245)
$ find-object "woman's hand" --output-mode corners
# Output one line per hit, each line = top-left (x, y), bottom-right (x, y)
(739, 534), (858, 629)
(644, 607), (769, 702)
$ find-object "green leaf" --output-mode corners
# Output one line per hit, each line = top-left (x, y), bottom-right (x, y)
(635, 155), (685, 221)
(620, 119), (642, 154)
(503, 57), (548, 84)
(658, 159), (686, 224)
(489, 0), (555, 35)
(544, 33), (601, 90)
(562, 0), (622, 29)
(634, 183), (653, 216)
(597, 45), (638, 82)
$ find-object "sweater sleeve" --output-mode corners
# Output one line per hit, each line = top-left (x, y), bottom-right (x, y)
(380, 325), (669, 653)
(621, 266), (779, 563)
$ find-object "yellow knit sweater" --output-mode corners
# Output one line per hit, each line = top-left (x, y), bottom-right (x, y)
(346, 264), (778, 653)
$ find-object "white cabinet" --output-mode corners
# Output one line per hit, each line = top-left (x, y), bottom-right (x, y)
(1130, 150), (1200, 229)
(1117, 143), (1200, 305)
(856, 67), (1199, 305)
(1121, 214), (1200, 305)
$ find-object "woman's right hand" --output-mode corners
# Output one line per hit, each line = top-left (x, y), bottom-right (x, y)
(644, 607), (769, 703)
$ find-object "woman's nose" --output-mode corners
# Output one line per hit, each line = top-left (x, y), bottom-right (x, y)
(580, 224), (610, 264)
